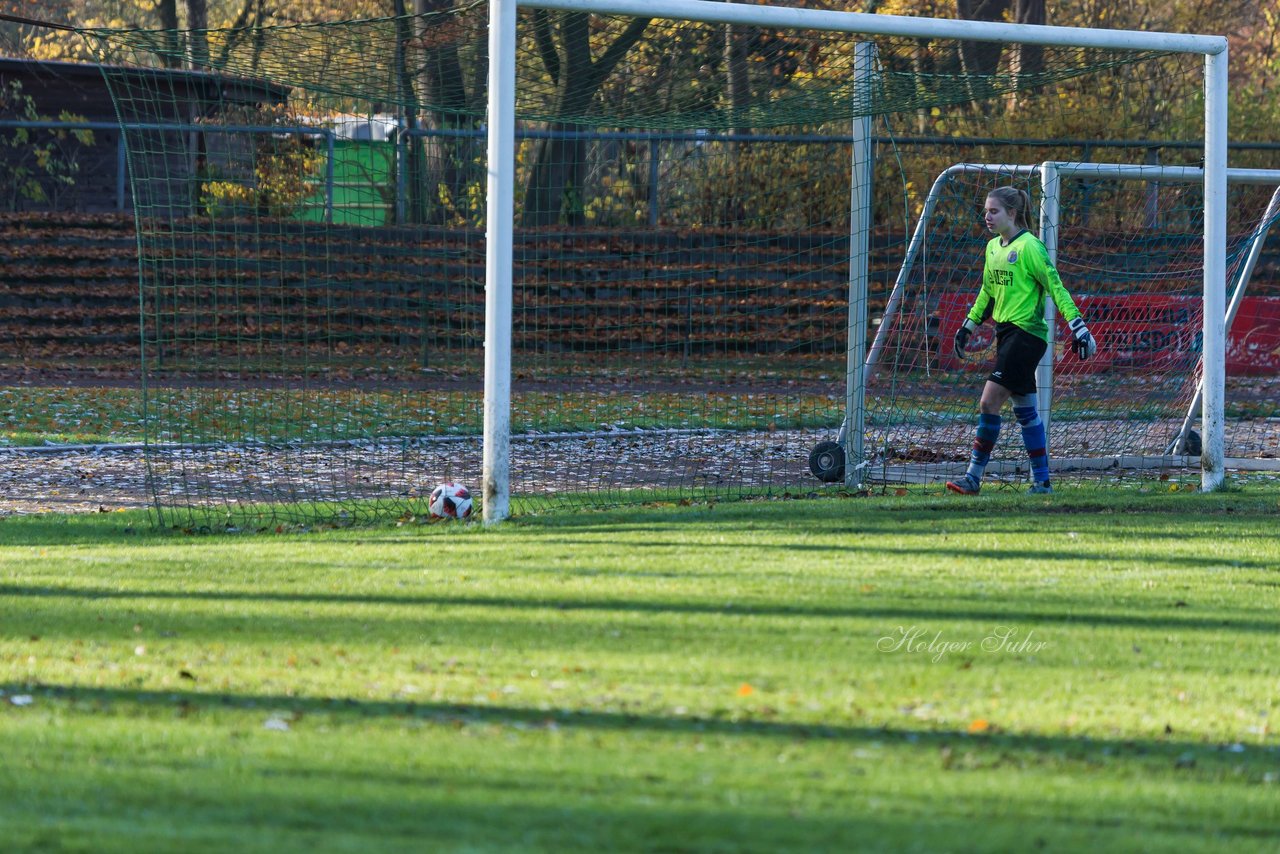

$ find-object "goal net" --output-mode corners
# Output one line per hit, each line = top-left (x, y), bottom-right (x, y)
(77, 2), (1265, 526)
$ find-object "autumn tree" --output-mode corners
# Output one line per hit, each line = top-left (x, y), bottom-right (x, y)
(521, 10), (651, 226)
(153, 0), (182, 68)
(185, 0), (208, 66)
(724, 24), (752, 133)
(1012, 0), (1045, 84)
(955, 0), (1009, 79)
(1228, 3), (1279, 153)
(404, 0), (486, 225)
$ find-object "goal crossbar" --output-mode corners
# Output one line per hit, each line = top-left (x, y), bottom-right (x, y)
(520, 0), (1225, 54)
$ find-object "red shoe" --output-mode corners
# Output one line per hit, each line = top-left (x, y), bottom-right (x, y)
(946, 475), (980, 495)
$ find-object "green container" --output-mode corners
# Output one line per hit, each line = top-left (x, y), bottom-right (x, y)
(299, 139), (396, 225)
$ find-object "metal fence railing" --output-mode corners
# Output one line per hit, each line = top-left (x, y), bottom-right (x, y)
(0, 120), (336, 219)
(4, 117), (1280, 224)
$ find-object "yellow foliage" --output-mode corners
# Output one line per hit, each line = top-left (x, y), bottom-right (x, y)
(664, 140), (853, 230)
(201, 138), (324, 218)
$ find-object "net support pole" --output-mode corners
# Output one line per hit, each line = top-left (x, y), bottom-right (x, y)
(482, 0), (517, 523)
(1170, 185), (1280, 454)
(1202, 49), (1228, 491)
(1037, 162), (1060, 455)
(844, 42), (874, 488)
(863, 169), (947, 375)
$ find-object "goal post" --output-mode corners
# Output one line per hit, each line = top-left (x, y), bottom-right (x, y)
(1205, 51), (1229, 491)
(484, 0), (519, 524)
(79, 0), (1248, 526)
(484, 0), (1230, 521)
(1171, 183), (1280, 456)
(844, 41), (876, 491)
(1036, 162), (1061, 444)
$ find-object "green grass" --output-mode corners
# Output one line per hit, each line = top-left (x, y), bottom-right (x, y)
(12, 381), (1273, 449)
(2, 489), (1280, 851)
(0, 386), (845, 446)
(8, 367), (1279, 448)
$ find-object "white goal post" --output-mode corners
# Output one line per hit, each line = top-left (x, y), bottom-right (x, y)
(483, 0), (1229, 522)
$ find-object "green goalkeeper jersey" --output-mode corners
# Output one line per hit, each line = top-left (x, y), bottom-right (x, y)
(966, 230), (1082, 342)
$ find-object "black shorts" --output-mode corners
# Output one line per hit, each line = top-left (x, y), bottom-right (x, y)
(988, 323), (1047, 395)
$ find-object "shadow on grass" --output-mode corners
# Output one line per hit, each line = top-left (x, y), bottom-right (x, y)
(6, 680), (1279, 787)
(0, 797), (1039, 854)
(0, 511), (157, 546)
(1, 491), (1276, 556)
(521, 499), (1280, 535)
(8, 763), (1271, 853)
(3, 583), (1278, 636)
(526, 537), (1280, 571)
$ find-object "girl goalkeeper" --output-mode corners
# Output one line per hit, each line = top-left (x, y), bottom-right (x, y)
(947, 186), (1097, 496)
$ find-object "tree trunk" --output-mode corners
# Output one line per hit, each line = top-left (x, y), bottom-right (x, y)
(956, 0), (1010, 81)
(156, 0), (181, 69)
(414, 0), (480, 226)
(185, 0), (209, 68)
(725, 24), (752, 134)
(394, 0), (426, 223)
(1013, 0), (1046, 86)
(216, 0), (263, 68)
(520, 11), (650, 227)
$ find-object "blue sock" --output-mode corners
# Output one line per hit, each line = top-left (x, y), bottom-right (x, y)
(1014, 404), (1049, 484)
(965, 413), (1001, 484)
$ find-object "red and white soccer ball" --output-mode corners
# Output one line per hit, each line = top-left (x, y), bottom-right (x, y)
(429, 482), (473, 520)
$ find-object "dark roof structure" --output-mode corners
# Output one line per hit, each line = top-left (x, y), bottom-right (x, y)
(0, 56), (290, 121)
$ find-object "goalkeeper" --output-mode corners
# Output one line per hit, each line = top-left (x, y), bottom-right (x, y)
(947, 186), (1097, 496)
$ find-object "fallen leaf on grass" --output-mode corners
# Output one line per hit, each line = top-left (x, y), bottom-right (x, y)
(967, 718), (991, 734)
(737, 683), (755, 697)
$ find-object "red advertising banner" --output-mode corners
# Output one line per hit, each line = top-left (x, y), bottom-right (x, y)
(936, 294), (1280, 376)
(1227, 297), (1280, 374)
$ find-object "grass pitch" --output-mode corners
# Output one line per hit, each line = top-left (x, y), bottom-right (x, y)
(2, 489), (1279, 852)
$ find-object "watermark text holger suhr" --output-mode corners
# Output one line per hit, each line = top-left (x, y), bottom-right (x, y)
(877, 625), (1048, 663)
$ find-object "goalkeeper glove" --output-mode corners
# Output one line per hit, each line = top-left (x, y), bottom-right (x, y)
(1068, 317), (1097, 360)
(953, 318), (978, 355)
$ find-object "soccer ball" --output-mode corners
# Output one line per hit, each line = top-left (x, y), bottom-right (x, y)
(429, 482), (473, 520)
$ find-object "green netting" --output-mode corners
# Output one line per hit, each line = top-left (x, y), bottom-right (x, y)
(83, 9), (1174, 129)
(73, 6), (1280, 526)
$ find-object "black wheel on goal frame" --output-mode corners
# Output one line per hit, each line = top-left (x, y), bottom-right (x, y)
(1181, 429), (1202, 456)
(808, 440), (846, 483)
